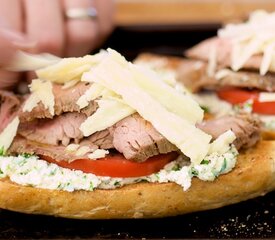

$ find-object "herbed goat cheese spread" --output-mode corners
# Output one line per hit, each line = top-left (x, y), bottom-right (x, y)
(0, 146), (238, 192)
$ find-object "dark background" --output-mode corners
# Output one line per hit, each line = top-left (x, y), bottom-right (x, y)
(103, 24), (219, 60)
(1, 25), (274, 239)
(0, 191), (274, 239)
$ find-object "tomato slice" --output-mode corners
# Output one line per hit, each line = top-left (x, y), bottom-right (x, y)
(40, 152), (178, 178)
(217, 87), (275, 115)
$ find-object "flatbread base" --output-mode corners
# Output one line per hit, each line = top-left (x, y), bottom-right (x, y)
(0, 140), (274, 219)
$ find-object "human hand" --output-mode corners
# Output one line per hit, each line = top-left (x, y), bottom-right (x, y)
(23, 0), (115, 57)
(0, 0), (114, 90)
(0, 25), (35, 89)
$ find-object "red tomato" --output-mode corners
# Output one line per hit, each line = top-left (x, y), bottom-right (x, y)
(217, 87), (275, 115)
(40, 152), (178, 178)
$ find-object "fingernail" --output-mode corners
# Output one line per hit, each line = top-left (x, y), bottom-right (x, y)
(0, 29), (37, 49)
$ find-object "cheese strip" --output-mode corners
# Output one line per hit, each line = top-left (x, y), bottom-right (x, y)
(0, 117), (19, 151)
(111, 50), (203, 124)
(6, 51), (60, 71)
(82, 50), (212, 164)
(36, 51), (107, 83)
(80, 98), (135, 137)
(23, 79), (55, 116)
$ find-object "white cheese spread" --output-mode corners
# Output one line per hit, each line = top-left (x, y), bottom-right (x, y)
(0, 146), (238, 192)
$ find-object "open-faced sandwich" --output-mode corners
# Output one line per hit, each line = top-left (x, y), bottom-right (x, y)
(136, 10), (275, 139)
(0, 48), (274, 219)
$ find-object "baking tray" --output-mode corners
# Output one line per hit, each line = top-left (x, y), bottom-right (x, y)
(0, 191), (274, 239)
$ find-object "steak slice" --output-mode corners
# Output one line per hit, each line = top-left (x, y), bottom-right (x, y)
(8, 136), (98, 162)
(112, 114), (178, 162)
(177, 60), (275, 92)
(185, 37), (264, 72)
(19, 112), (114, 149)
(19, 81), (97, 122)
(18, 112), (87, 146)
(0, 91), (21, 133)
(136, 53), (275, 92)
(197, 114), (261, 150)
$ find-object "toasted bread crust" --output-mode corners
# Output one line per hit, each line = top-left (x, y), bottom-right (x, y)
(0, 140), (274, 219)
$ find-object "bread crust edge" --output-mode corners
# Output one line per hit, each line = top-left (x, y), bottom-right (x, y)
(0, 140), (274, 219)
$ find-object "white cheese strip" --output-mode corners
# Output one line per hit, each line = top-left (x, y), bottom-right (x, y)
(83, 49), (203, 125)
(218, 10), (275, 74)
(82, 50), (212, 164)
(65, 144), (80, 152)
(62, 79), (79, 89)
(36, 51), (107, 83)
(0, 117), (19, 151)
(76, 83), (105, 109)
(209, 130), (236, 155)
(23, 79), (55, 115)
(80, 98), (135, 137)
(75, 146), (91, 156)
(214, 68), (231, 80)
(260, 43), (275, 76)
(88, 149), (109, 159)
(258, 92), (275, 102)
(232, 38), (261, 71)
(207, 44), (217, 77)
(130, 64), (203, 124)
(6, 51), (60, 71)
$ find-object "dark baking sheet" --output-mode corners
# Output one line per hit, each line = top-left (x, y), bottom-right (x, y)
(0, 191), (274, 239)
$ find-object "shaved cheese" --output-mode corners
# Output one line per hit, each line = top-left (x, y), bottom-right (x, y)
(218, 10), (275, 74)
(131, 64), (203, 124)
(23, 79), (55, 115)
(76, 83), (118, 109)
(36, 51), (107, 83)
(7, 51), (60, 71)
(65, 144), (80, 152)
(83, 49), (203, 125)
(88, 149), (109, 159)
(209, 130), (236, 155)
(232, 38), (261, 71)
(77, 83), (105, 109)
(207, 45), (217, 77)
(260, 42), (275, 75)
(82, 50), (212, 164)
(75, 146), (91, 156)
(62, 79), (79, 89)
(0, 117), (19, 151)
(259, 92), (275, 102)
(214, 68), (231, 80)
(80, 98), (135, 137)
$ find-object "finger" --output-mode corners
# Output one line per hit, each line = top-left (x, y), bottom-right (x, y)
(0, 0), (24, 90)
(93, 0), (115, 48)
(23, 0), (65, 56)
(0, 0), (23, 31)
(63, 0), (99, 57)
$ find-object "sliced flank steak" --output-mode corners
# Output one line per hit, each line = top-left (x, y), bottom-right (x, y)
(19, 81), (97, 122)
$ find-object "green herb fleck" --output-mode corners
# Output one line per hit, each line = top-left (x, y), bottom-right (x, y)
(220, 158), (227, 173)
(0, 146), (6, 156)
(49, 169), (57, 176)
(89, 182), (94, 190)
(172, 164), (181, 171)
(191, 167), (198, 176)
(201, 159), (210, 165)
(114, 181), (121, 187)
(21, 153), (34, 158)
(155, 173), (160, 180)
(200, 105), (210, 113)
